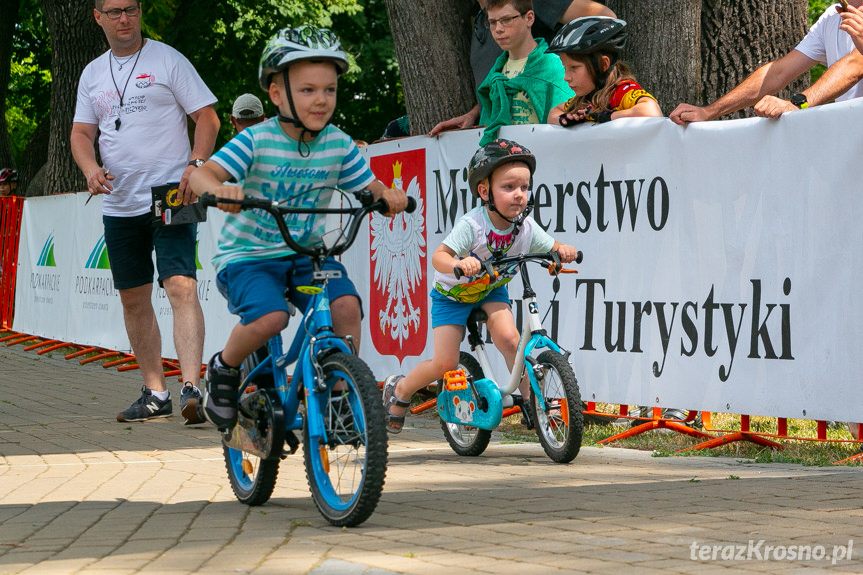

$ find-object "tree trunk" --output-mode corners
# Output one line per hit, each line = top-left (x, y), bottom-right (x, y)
(384, 0), (475, 136)
(0, 0), (21, 169)
(40, 0), (106, 195)
(606, 0), (702, 116)
(701, 0), (809, 118)
(17, 117), (49, 196)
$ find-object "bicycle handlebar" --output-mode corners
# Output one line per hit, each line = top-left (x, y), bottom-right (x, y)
(199, 189), (416, 259)
(452, 250), (582, 281)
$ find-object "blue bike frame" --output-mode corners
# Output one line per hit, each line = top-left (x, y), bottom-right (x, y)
(240, 281), (356, 444)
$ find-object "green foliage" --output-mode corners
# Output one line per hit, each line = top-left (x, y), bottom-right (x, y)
(157, 0), (397, 145)
(5, 0), (399, 158)
(332, 0), (404, 142)
(808, 0), (832, 85)
(5, 0), (51, 164)
(809, 0), (832, 26)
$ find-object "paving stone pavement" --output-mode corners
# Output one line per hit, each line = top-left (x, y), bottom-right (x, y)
(1, 343), (862, 574)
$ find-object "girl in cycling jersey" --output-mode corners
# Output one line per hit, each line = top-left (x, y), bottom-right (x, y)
(545, 16), (662, 126)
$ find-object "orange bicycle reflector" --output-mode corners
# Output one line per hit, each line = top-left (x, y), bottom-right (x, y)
(320, 446), (330, 473)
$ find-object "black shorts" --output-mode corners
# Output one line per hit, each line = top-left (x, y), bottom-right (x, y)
(103, 213), (197, 290)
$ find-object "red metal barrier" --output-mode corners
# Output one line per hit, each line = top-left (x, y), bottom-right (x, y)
(0, 196), (24, 329)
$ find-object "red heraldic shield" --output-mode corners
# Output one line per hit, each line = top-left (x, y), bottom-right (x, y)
(369, 149), (428, 364)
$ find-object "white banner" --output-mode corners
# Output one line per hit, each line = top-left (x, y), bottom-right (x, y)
(14, 99), (863, 421)
(13, 195), (239, 359)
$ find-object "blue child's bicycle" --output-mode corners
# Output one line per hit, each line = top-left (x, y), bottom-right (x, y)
(437, 251), (584, 463)
(200, 189), (414, 527)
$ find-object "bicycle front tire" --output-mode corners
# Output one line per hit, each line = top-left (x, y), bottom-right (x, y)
(530, 350), (584, 464)
(303, 352), (387, 527)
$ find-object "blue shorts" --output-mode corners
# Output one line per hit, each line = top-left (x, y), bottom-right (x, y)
(430, 286), (511, 328)
(103, 213), (197, 290)
(216, 255), (361, 325)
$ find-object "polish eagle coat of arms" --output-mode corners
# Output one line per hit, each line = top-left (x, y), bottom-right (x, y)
(369, 152), (428, 363)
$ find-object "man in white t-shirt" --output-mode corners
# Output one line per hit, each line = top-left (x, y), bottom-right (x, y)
(70, 0), (220, 424)
(670, 1), (863, 124)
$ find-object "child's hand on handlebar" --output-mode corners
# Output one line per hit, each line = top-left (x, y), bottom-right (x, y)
(555, 244), (579, 264)
(210, 185), (245, 214)
(380, 186), (408, 216)
(455, 256), (482, 278)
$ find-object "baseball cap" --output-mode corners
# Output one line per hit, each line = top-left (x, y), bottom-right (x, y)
(232, 93), (265, 119)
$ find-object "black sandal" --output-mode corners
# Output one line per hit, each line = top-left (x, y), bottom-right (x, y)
(382, 375), (411, 434)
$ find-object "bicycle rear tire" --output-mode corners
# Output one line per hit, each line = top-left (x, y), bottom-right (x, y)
(223, 348), (280, 505)
(303, 353), (387, 527)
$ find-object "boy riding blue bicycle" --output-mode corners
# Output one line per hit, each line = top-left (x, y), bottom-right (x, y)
(382, 138), (578, 433)
(190, 26), (408, 430)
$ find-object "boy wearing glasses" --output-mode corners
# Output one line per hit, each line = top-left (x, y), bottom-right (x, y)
(71, 0), (219, 424)
(431, 0), (609, 138)
(475, 0), (573, 144)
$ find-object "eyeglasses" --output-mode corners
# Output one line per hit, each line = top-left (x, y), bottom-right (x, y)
(97, 5), (140, 19)
(485, 13), (523, 29)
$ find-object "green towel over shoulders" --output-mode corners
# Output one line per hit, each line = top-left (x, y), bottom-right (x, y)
(477, 38), (574, 146)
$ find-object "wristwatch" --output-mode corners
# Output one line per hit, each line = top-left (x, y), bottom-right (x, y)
(188, 159), (205, 168)
(790, 93), (809, 109)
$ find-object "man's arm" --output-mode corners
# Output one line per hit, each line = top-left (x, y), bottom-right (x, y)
(179, 104), (220, 203)
(670, 50), (817, 125)
(70, 122), (114, 196)
(754, 50), (863, 117)
(560, 0), (615, 22)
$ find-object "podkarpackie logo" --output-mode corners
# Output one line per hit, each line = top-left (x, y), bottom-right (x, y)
(369, 150), (428, 364)
(31, 232), (61, 293)
(85, 236), (111, 270)
(37, 232), (56, 267)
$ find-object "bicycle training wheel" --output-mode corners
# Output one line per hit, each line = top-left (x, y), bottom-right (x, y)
(530, 350), (584, 464)
(303, 352), (387, 527)
(439, 351), (492, 457)
(223, 346), (280, 506)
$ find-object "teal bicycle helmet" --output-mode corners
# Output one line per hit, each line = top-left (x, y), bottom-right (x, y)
(258, 25), (349, 91)
(258, 25), (349, 155)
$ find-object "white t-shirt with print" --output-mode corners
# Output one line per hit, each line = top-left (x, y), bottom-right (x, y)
(795, 5), (863, 102)
(434, 206), (555, 304)
(74, 39), (217, 217)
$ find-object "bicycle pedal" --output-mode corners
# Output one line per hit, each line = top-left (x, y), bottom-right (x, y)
(443, 369), (468, 391)
(283, 430), (300, 456)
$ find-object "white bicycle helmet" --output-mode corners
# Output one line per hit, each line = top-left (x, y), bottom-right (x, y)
(258, 25), (349, 91)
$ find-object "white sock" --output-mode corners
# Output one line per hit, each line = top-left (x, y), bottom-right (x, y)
(151, 389), (170, 401)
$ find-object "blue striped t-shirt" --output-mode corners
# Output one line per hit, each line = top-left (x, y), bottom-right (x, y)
(209, 118), (375, 272)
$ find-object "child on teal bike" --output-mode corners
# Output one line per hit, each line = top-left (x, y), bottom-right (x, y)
(383, 138), (578, 433)
(190, 25), (408, 430)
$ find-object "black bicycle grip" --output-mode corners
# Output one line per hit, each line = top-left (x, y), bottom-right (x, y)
(377, 195), (417, 214)
(199, 192), (216, 207)
(453, 266), (464, 280)
(576, 250), (583, 264)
